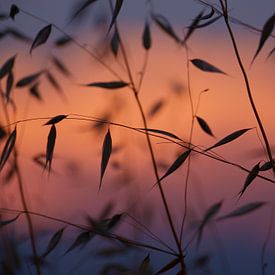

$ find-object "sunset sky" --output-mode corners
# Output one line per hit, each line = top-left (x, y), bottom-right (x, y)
(0, 0), (274, 274)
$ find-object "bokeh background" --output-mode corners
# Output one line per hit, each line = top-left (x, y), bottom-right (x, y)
(0, 0), (274, 274)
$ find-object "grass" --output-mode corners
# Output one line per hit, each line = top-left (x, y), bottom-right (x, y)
(0, 0), (274, 274)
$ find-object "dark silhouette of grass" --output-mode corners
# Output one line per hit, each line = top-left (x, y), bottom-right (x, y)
(0, 0), (274, 274)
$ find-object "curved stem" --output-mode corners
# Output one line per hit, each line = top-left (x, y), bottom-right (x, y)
(0, 94), (41, 275)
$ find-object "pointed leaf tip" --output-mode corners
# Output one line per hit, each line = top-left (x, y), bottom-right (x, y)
(252, 13), (275, 63)
(42, 227), (65, 258)
(108, 0), (124, 33)
(99, 129), (112, 190)
(191, 58), (227, 75)
(0, 128), (17, 172)
(30, 24), (52, 54)
(238, 163), (260, 199)
(218, 202), (267, 220)
(44, 115), (67, 125)
(45, 124), (56, 173)
(85, 81), (128, 89)
(196, 116), (214, 137)
(143, 21), (151, 50)
(159, 149), (191, 182)
(206, 128), (252, 151)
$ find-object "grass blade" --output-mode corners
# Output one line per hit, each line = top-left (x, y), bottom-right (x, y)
(100, 129), (112, 190)
(143, 21), (151, 50)
(218, 202), (266, 220)
(0, 214), (20, 227)
(156, 257), (180, 274)
(44, 115), (67, 125)
(45, 125), (56, 173)
(206, 128), (252, 151)
(191, 58), (227, 75)
(152, 14), (180, 43)
(16, 71), (43, 87)
(110, 28), (120, 56)
(197, 201), (222, 247)
(0, 128), (17, 171)
(196, 116), (214, 137)
(30, 24), (52, 54)
(238, 162), (260, 200)
(138, 128), (182, 141)
(85, 81), (128, 89)
(42, 227), (65, 258)
(159, 150), (191, 182)
(65, 231), (92, 254)
(252, 13), (275, 63)
(108, 0), (124, 33)
(0, 55), (16, 80)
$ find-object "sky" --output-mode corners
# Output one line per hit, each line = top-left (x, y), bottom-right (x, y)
(0, 0), (275, 274)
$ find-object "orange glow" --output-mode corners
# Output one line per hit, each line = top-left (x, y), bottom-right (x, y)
(0, 27), (274, 248)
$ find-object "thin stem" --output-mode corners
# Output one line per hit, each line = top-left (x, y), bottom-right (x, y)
(107, 1), (186, 271)
(219, 1), (274, 174)
(3, 114), (275, 184)
(0, 208), (177, 257)
(0, 94), (41, 275)
(180, 47), (195, 243)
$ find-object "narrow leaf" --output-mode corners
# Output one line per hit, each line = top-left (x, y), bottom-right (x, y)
(45, 125), (56, 172)
(85, 81), (128, 89)
(195, 15), (222, 29)
(54, 36), (72, 47)
(46, 71), (63, 93)
(107, 213), (123, 230)
(51, 56), (72, 78)
(29, 83), (43, 101)
(30, 24), (52, 54)
(110, 28), (120, 56)
(252, 13), (275, 63)
(0, 214), (20, 227)
(138, 128), (182, 141)
(200, 8), (215, 20)
(159, 150), (191, 182)
(0, 128), (17, 171)
(65, 231), (92, 254)
(108, 0), (124, 33)
(238, 163), (260, 199)
(44, 115), (67, 125)
(206, 128), (252, 151)
(147, 100), (164, 118)
(182, 11), (204, 44)
(197, 201), (222, 247)
(156, 257), (180, 274)
(153, 14), (180, 42)
(191, 58), (227, 74)
(5, 71), (14, 102)
(143, 21), (151, 50)
(42, 228), (65, 258)
(16, 71), (43, 87)
(139, 254), (150, 275)
(0, 55), (16, 80)
(100, 129), (112, 190)
(196, 116), (214, 137)
(9, 4), (19, 20)
(260, 160), (275, 171)
(218, 202), (266, 220)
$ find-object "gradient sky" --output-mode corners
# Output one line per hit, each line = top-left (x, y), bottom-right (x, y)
(0, 1), (275, 275)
